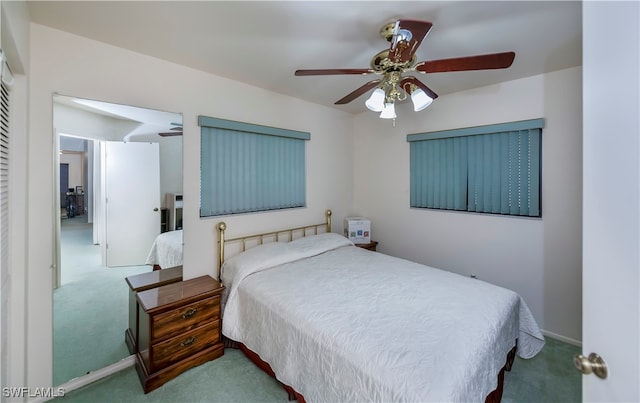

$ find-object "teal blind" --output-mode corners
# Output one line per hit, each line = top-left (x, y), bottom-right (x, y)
(199, 116), (309, 217)
(408, 119), (543, 217)
(410, 137), (468, 210)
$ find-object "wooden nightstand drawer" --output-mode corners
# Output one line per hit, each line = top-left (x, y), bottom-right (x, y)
(125, 266), (183, 354)
(149, 320), (221, 371)
(152, 295), (220, 342)
(135, 276), (225, 393)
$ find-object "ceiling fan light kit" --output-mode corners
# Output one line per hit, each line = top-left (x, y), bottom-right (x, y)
(380, 103), (397, 119)
(365, 88), (385, 112)
(295, 19), (515, 124)
(411, 88), (433, 112)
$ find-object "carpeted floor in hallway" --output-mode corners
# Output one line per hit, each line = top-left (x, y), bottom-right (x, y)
(54, 215), (150, 386)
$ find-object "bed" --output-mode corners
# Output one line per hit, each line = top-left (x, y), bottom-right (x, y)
(145, 229), (183, 270)
(217, 210), (544, 402)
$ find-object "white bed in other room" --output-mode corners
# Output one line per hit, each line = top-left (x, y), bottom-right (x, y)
(145, 229), (183, 270)
(217, 211), (545, 403)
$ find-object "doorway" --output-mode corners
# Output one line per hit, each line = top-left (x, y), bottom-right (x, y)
(53, 95), (183, 386)
(59, 163), (69, 207)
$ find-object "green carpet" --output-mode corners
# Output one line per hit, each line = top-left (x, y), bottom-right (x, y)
(503, 337), (582, 402)
(55, 216), (150, 386)
(54, 337), (581, 402)
(54, 349), (288, 402)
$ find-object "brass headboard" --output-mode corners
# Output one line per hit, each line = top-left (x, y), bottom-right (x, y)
(216, 209), (332, 281)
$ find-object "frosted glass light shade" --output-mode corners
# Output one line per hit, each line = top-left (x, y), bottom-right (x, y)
(365, 89), (385, 112)
(411, 89), (433, 111)
(379, 102), (396, 119)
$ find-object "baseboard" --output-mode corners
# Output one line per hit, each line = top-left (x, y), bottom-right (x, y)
(31, 355), (135, 403)
(542, 329), (582, 347)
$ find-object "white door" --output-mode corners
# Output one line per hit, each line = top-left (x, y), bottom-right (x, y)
(104, 141), (160, 267)
(581, 2), (639, 401)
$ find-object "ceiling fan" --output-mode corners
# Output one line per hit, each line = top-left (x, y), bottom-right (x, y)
(158, 122), (183, 137)
(295, 19), (515, 120)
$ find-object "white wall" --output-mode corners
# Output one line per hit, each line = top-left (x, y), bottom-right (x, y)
(352, 67), (583, 342)
(54, 103), (141, 141)
(1, 0), (30, 393)
(26, 23), (354, 388)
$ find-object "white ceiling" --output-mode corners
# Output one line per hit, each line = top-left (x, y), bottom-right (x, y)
(27, 1), (582, 114)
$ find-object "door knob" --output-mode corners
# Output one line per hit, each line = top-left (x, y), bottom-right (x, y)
(574, 353), (608, 379)
(153, 208), (159, 212)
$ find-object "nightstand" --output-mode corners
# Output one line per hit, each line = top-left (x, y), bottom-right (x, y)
(356, 241), (378, 251)
(125, 266), (183, 354)
(134, 275), (225, 393)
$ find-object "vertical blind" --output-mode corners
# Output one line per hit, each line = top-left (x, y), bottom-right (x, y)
(407, 119), (543, 217)
(199, 116), (310, 217)
(410, 136), (468, 210)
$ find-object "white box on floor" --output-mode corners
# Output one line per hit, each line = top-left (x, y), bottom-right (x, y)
(344, 217), (371, 244)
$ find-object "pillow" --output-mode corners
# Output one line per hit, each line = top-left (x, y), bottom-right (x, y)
(221, 233), (353, 289)
(288, 232), (353, 253)
(221, 242), (291, 286)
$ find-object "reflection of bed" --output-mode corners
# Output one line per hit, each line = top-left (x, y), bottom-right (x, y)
(145, 229), (183, 270)
(217, 210), (545, 402)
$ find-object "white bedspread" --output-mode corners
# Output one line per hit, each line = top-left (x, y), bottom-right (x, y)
(222, 233), (544, 402)
(145, 229), (183, 269)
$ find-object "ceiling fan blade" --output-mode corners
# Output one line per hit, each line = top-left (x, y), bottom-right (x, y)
(415, 52), (515, 73)
(295, 68), (374, 76)
(400, 76), (439, 100)
(388, 20), (433, 64)
(335, 79), (382, 105)
(159, 131), (183, 137)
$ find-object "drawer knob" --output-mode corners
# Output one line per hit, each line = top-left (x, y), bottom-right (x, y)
(181, 336), (196, 347)
(182, 307), (197, 319)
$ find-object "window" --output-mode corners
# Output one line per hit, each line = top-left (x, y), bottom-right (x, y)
(199, 116), (310, 217)
(407, 119), (543, 217)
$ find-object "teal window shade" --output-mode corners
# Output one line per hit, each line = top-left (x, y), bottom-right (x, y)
(407, 119), (543, 217)
(199, 116), (310, 217)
